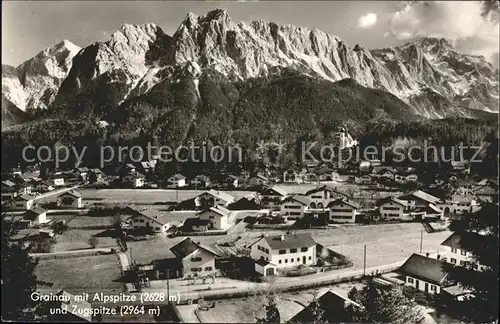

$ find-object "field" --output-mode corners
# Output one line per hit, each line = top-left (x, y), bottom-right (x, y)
(77, 188), (256, 204)
(35, 254), (123, 292)
(52, 229), (118, 252)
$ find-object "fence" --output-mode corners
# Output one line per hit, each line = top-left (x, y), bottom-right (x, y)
(31, 249), (114, 260)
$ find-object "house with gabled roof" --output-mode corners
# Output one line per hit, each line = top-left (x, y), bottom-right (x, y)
(283, 169), (299, 183)
(399, 253), (470, 300)
(170, 237), (221, 278)
(190, 174), (211, 189)
(304, 185), (351, 208)
(194, 189), (235, 209)
(377, 196), (409, 221)
(122, 171), (145, 188)
(258, 185), (290, 210)
(166, 173), (186, 188)
(196, 205), (230, 230)
(289, 290), (362, 323)
(280, 195), (312, 217)
(57, 190), (84, 209)
(11, 194), (35, 210)
(399, 190), (442, 208)
(440, 232), (487, 271)
(127, 207), (171, 234)
(328, 198), (360, 223)
(22, 206), (49, 227)
(250, 233), (317, 276)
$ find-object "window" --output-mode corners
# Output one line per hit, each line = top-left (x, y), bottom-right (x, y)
(279, 250), (286, 255)
(472, 263), (478, 270)
(204, 267), (213, 271)
(191, 257), (202, 262)
(155, 227), (160, 231)
(209, 216), (214, 219)
(290, 258), (294, 262)
(308, 256), (312, 260)
(460, 249), (467, 256)
(301, 247), (308, 252)
(407, 277), (414, 283)
(139, 219), (145, 223)
(460, 261), (467, 266)
(450, 258), (457, 264)
(191, 267), (202, 272)
(451, 248), (457, 253)
(285, 259), (288, 263)
(265, 249), (269, 254)
(290, 248), (297, 253)
(430, 285), (436, 291)
(279, 260), (282, 264)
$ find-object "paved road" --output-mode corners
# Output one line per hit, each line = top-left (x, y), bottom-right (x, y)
(92, 251), (403, 307)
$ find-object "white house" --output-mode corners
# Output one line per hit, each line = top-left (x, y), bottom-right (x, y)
(122, 172), (145, 188)
(399, 190), (442, 209)
(170, 238), (221, 278)
(328, 198), (359, 223)
(11, 194), (35, 210)
(378, 197), (410, 221)
(128, 209), (171, 234)
(53, 175), (65, 186)
(194, 190), (235, 208)
(439, 232), (487, 271)
(258, 185), (289, 210)
(196, 206), (230, 230)
(250, 233), (317, 276)
(400, 253), (448, 295)
(22, 206), (49, 227)
(305, 185), (351, 209)
(57, 190), (84, 209)
(280, 195), (312, 217)
(223, 175), (239, 188)
(438, 195), (479, 215)
(191, 175), (211, 188)
(283, 169), (299, 183)
(167, 174), (186, 188)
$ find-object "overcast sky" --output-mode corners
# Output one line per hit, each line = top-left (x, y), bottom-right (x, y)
(2, 1), (499, 67)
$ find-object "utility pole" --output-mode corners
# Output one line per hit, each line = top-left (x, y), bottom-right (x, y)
(420, 229), (423, 253)
(363, 245), (367, 276)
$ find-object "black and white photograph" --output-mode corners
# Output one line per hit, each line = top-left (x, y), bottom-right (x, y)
(1, 0), (499, 323)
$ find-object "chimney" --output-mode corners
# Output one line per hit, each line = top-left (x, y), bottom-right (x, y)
(426, 252), (429, 257)
(437, 254), (441, 260)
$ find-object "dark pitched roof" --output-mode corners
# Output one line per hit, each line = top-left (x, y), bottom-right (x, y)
(327, 198), (360, 209)
(304, 185), (350, 198)
(282, 195), (312, 206)
(17, 194), (35, 201)
(399, 190), (441, 204)
(399, 253), (448, 285)
(59, 190), (82, 198)
(289, 290), (361, 323)
(260, 233), (316, 250)
(183, 217), (211, 228)
(255, 258), (272, 267)
(440, 232), (485, 250)
(376, 196), (408, 207)
(170, 238), (220, 259)
(24, 207), (47, 220)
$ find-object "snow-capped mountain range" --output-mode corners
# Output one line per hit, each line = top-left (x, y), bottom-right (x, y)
(2, 9), (499, 122)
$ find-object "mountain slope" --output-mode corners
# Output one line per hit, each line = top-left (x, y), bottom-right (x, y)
(2, 40), (81, 112)
(2, 9), (499, 126)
